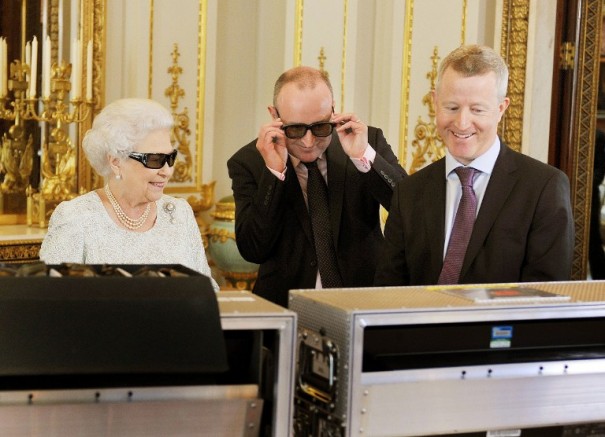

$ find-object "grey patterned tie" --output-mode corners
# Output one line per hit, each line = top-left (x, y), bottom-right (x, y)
(304, 160), (343, 288)
(438, 167), (479, 285)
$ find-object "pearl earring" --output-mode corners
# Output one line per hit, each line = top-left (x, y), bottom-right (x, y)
(115, 174), (121, 180)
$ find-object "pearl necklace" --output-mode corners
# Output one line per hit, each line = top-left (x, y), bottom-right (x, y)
(104, 184), (151, 230)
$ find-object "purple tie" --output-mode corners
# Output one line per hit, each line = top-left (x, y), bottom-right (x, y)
(438, 167), (479, 285)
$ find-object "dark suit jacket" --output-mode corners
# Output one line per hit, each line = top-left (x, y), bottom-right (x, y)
(375, 143), (574, 286)
(228, 127), (407, 307)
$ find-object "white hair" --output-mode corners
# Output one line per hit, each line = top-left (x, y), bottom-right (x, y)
(83, 98), (174, 178)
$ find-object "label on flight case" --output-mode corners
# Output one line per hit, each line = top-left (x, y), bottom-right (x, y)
(490, 325), (513, 348)
(486, 430), (521, 437)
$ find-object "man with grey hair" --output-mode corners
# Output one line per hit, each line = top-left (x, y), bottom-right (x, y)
(375, 44), (574, 286)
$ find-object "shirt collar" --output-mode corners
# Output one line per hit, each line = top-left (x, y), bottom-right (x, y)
(445, 137), (500, 176)
(290, 152), (326, 169)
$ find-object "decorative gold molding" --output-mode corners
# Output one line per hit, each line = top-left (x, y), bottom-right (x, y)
(293, 0), (349, 111)
(294, 0), (304, 66)
(49, 0), (59, 64)
(79, 0), (105, 192)
(568, 0), (602, 279)
(196, 0), (208, 191)
(148, 0), (210, 194)
(339, 0), (348, 112)
(461, 0), (467, 44)
(398, 0), (414, 170)
(165, 44), (193, 183)
(0, 239), (41, 262)
(318, 47), (327, 72)
(149, 0), (155, 99)
(499, 0), (529, 153)
(408, 47), (444, 174)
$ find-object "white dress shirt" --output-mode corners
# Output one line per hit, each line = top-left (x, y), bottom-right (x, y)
(442, 138), (500, 258)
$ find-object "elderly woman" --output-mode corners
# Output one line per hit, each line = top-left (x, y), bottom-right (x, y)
(40, 98), (218, 291)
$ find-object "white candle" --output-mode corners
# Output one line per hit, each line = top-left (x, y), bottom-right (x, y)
(0, 38), (5, 98)
(71, 38), (82, 100)
(86, 40), (92, 100)
(25, 41), (31, 71)
(25, 41), (31, 97)
(77, 39), (82, 99)
(69, 37), (76, 100)
(2, 38), (8, 98)
(29, 36), (38, 98)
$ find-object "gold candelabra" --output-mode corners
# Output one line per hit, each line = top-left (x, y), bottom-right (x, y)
(0, 37), (93, 227)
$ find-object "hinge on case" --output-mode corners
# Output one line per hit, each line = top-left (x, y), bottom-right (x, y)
(560, 42), (575, 70)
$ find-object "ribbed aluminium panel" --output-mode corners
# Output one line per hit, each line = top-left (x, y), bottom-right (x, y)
(290, 281), (605, 437)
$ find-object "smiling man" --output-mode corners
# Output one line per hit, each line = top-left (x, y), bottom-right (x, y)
(375, 44), (574, 287)
(228, 66), (406, 307)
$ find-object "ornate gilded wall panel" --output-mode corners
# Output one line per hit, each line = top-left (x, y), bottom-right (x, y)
(78, 0), (105, 192)
(568, 0), (602, 279)
(499, 0), (529, 153)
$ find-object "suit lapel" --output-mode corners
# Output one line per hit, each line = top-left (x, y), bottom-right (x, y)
(462, 144), (518, 277)
(428, 160), (448, 277)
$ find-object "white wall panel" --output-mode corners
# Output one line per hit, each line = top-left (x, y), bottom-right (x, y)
(104, 0), (556, 199)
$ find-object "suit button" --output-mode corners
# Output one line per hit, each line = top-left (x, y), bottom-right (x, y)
(310, 260), (317, 267)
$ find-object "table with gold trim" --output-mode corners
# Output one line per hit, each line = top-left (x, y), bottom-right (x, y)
(0, 225), (45, 263)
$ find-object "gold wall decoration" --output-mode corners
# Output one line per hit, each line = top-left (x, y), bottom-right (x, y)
(408, 47), (444, 174)
(165, 43), (193, 183)
(294, 0), (304, 66)
(148, 0), (211, 197)
(79, 0), (106, 193)
(0, 122), (34, 195)
(147, 0), (215, 240)
(398, 0), (414, 170)
(499, 0), (529, 153)
(318, 47), (327, 74)
(293, 0), (349, 112)
(49, 0), (60, 63)
(398, 0), (467, 170)
(339, 0), (349, 112)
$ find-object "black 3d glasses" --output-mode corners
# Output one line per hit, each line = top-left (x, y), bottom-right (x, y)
(129, 149), (178, 169)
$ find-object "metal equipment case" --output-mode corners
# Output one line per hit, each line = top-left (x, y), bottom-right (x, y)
(0, 268), (296, 437)
(290, 281), (605, 436)
(218, 290), (297, 436)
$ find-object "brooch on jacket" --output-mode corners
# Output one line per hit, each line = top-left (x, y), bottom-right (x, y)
(163, 202), (176, 224)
